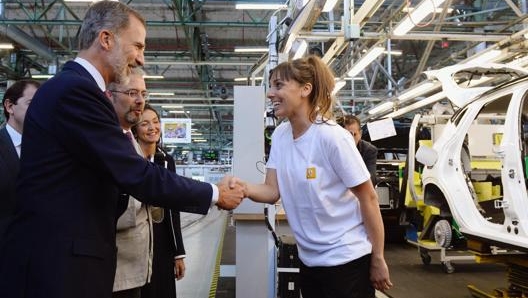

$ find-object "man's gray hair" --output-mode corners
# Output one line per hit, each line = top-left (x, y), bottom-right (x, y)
(78, 1), (145, 50)
(107, 67), (145, 91)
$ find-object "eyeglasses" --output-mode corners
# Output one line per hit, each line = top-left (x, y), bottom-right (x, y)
(110, 89), (149, 100)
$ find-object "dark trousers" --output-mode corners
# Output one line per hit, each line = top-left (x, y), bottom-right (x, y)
(299, 254), (375, 298)
(112, 287), (141, 298)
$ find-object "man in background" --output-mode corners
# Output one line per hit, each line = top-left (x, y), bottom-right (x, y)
(0, 79), (40, 239)
(106, 68), (153, 298)
(338, 115), (378, 185)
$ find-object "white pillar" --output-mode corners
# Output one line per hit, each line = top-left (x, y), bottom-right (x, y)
(233, 86), (277, 298)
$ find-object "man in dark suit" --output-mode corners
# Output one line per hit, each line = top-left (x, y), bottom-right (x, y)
(0, 79), (40, 239)
(0, 2), (243, 298)
(338, 115), (378, 185)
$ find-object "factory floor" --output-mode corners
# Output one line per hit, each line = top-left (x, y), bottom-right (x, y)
(178, 211), (508, 298)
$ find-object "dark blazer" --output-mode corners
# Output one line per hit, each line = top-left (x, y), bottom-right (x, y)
(357, 139), (378, 185)
(0, 125), (19, 238)
(163, 150), (186, 259)
(142, 148), (185, 298)
(0, 61), (213, 298)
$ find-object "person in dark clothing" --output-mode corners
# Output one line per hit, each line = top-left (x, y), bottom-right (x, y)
(0, 80), (40, 239)
(133, 105), (185, 298)
(338, 115), (378, 185)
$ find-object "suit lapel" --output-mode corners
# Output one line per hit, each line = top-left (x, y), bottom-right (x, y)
(0, 127), (19, 173)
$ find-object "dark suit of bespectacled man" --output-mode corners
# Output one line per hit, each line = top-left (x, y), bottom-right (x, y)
(0, 2), (243, 298)
(0, 79), (40, 240)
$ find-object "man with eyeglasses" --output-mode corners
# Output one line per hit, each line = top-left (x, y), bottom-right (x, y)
(338, 115), (378, 185)
(105, 68), (152, 298)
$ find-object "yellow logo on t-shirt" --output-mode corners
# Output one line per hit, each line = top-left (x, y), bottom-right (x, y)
(306, 167), (316, 179)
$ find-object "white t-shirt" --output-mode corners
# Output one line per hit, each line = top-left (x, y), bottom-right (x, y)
(267, 120), (372, 267)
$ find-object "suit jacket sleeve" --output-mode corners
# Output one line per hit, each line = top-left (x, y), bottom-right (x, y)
(55, 77), (212, 214)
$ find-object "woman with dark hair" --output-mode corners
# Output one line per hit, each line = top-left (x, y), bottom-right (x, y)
(133, 104), (186, 298)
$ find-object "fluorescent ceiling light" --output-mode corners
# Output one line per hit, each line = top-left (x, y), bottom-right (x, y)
(64, 0), (117, 2)
(398, 81), (435, 102)
(322, 0), (338, 12)
(235, 3), (287, 10)
(162, 105), (183, 109)
(143, 75), (164, 79)
(234, 77), (263, 82)
(0, 43), (14, 49)
(332, 79), (346, 95)
(150, 92), (174, 96)
(383, 50), (402, 56)
(234, 46), (269, 53)
(368, 101), (394, 115)
(347, 46), (385, 77)
(393, 0), (447, 36)
(193, 139), (208, 142)
(292, 39), (308, 59)
(169, 110), (185, 114)
(352, 0), (385, 24)
(32, 74), (53, 79)
(402, 7), (453, 13)
(465, 49), (503, 64)
(388, 91), (446, 118)
(344, 77), (364, 81)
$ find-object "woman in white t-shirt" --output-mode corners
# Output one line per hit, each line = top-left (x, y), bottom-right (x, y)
(236, 55), (392, 298)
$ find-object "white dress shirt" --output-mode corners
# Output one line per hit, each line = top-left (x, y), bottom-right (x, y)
(5, 123), (21, 158)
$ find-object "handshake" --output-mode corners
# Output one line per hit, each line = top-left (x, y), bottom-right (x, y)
(215, 175), (247, 210)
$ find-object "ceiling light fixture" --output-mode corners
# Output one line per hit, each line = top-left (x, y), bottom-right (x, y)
(64, 0), (117, 2)
(162, 105), (183, 109)
(292, 39), (308, 59)
(235, 3), (287, 10)
(32, 74), (53, 79)
(398, 81), (436, 103)
(322, 0), (339, 12)
(367, 101), (394, 115)
(234, 46), (269, 53)
(393, 0), (447, 36)
(150, 92), (175, 96)
(352, 0), (385, 24)
(402, 6), (453, 13)
(388, 91), (446, 118)
(347, 46), (385, 77)
(0, 43), (14, 49)
(143, 75), (164, 79)
(464, 49), (503, 64)
(383, 50), (402, 56)
(332, 79), (346, 95)
(234, 77), (263, 82)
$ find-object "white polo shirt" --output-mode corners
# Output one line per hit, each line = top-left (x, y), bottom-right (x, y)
(267, 120), (372, 267)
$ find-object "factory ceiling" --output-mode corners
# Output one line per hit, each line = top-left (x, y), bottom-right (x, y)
(0, 0), (526, 153)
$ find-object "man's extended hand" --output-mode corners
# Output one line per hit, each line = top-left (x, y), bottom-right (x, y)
(216, 175), (244, 210)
